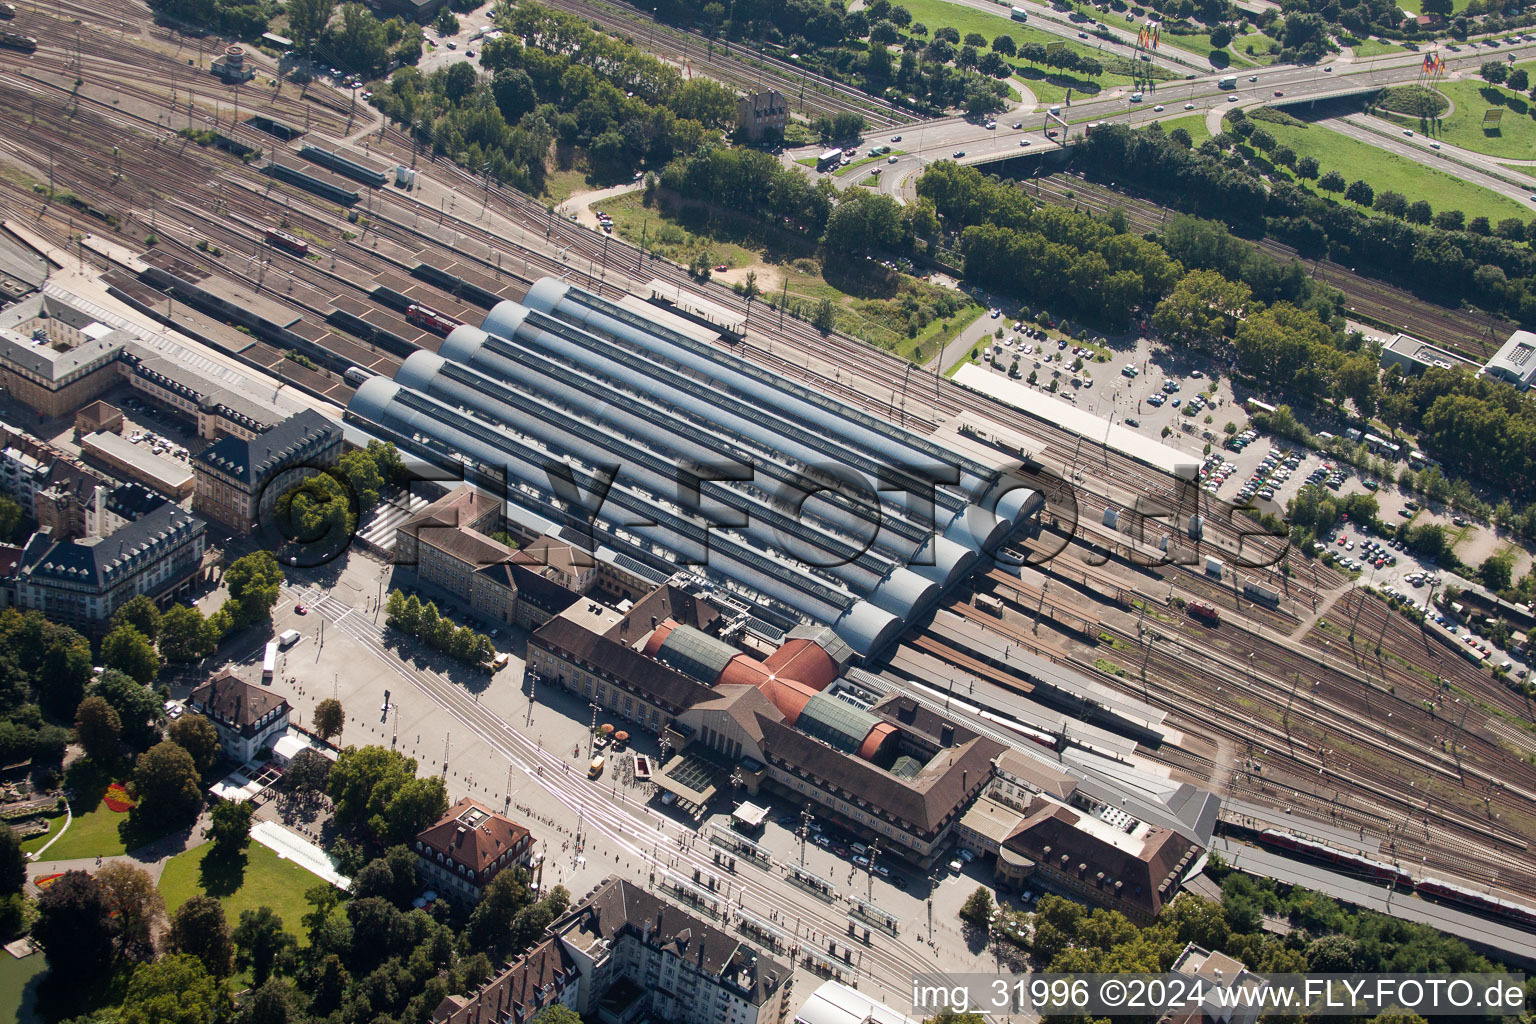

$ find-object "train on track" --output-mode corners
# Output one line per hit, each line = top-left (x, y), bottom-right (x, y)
(406, 303), (462, 334)
(264, 228), (309, 256)
(0, 30), (37, 52)
(1187, 600), (1220, 625)
(1256, 829), (1536, 928)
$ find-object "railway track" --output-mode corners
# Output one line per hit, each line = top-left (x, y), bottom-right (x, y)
(532, 0), (916, 129)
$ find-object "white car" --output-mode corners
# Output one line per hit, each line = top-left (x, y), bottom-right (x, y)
(1019, 139), (1031, 147)
(1185, 102), (1195, 109)
(1154, 104), (1164, 111)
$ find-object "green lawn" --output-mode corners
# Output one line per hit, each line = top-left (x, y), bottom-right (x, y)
(1396, 0), (1475, 13)
(1247, 115), (1532, 224)
(0, 951), (46, 1024)
(1159, 30), (1261, 69)
(158, 842), (323, 942)
(1419, 79), (1536, 160)
(1162, 112), (1213, 146)
(21, 798), (134, 861)
(894, 0), (1152, 103)
(604, 190), (984, 358)
(1351, 38), (1405, 58)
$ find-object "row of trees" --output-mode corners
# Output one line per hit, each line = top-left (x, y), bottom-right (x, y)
(384, 590), (498, 667)
(1077, 118), (1536, 324)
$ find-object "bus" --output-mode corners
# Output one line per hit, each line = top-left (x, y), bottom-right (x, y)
(262, 641), (278, 684)
(1011, 6), (1029, 20)
(816, 148), (843, 172)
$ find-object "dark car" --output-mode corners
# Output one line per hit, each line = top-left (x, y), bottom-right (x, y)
(953, 150), (966, 157)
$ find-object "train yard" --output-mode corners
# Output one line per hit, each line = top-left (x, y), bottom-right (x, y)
(2, 0), (1536, 924)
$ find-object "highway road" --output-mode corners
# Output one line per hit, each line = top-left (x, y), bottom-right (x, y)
(799, 38), (1536, 207)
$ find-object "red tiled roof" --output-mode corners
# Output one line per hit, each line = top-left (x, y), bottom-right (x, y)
(417, 797), (532, 876)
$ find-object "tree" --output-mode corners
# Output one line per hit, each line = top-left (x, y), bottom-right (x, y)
(329, 745), (426, 838)
(313, 697), (345, 742)
(233, 907), (295, 986)
(1509, 68), (1529, 92)
(0, 496), (20, 542)
(959, 885), (994, 925)
(433, 6), (459, 35)
(97, 862), (165, 960)
(121, 953), (224, 1024)
(242, 977), (301, 1024)
(34, 870), (116, 981)
(1151, 269), (1252, 345)
(1319, 169), (1346, 192)
(1210, 22), (1232, 47)
(1479, 549), (1517, 592)
(383, 774), (449, 843)
(812, 297), (837, 333)
(223, 551), (285, 628)
(1406, 200), (1433, 224)
(1433, 208), (1465, 231)
(276, 470), (354, 549)
(170, 895), (235, 977)
(465, 867), (532, 951)
(90, 669), (164, 751)
(281, 747), (331, 798)
(1296, 155), (1319, 178)
(208, 799), (254, 861)
(1421, 0), (1451, 15)
(1344, 179), (1374, 208)
(40, 630), (92, 718)
(103, 623), (161, 685)
(329, 2), (390, 74)
(75, 694), (123, 762)
(444, 60), (478, 105)
(287, 0), (335, 52)
(1481, 60), (1508, 84)
(134, 740), (203, 824)
(532, 1008), (584, 1024)
(1375, 190), (1408, 218)
(168, 714), (220, 776)
(160, 604), (219, 664)
(991, 33), (1015, 55)
(111, 595), (163, 643)
(0, 825), (23, 896)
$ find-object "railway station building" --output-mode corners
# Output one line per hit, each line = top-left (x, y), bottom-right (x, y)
(527, 585), (1003, 866)
(347, 277), (1043, 660)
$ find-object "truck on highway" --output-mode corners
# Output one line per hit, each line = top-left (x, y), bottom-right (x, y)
(1011, 6), (1029, 20)
(1218, 75), (1238, 89)
(816, 148), (843, 171)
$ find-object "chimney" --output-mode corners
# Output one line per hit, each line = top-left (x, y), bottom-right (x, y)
(940, 724), (954, 746)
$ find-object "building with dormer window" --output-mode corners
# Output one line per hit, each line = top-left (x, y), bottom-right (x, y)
(189, 669), (292, 763)
(414, 798), (535, 903)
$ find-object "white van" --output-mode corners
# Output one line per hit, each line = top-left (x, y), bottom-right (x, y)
(277, 629), (302, 648)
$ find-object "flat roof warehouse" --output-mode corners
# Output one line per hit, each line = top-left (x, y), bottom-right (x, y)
(347, 278), (1043, 657)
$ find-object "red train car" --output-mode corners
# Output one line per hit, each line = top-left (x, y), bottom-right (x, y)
(406, 303), (463, 335)
(1417, 877), (1536, 929)
(1188, 601), (1220, 625)
(1258, 829), (1413, 887)
(264, 228), (308, 256)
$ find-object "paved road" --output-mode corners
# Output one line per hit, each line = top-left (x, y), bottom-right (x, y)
(801, 36), (1536, 209)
